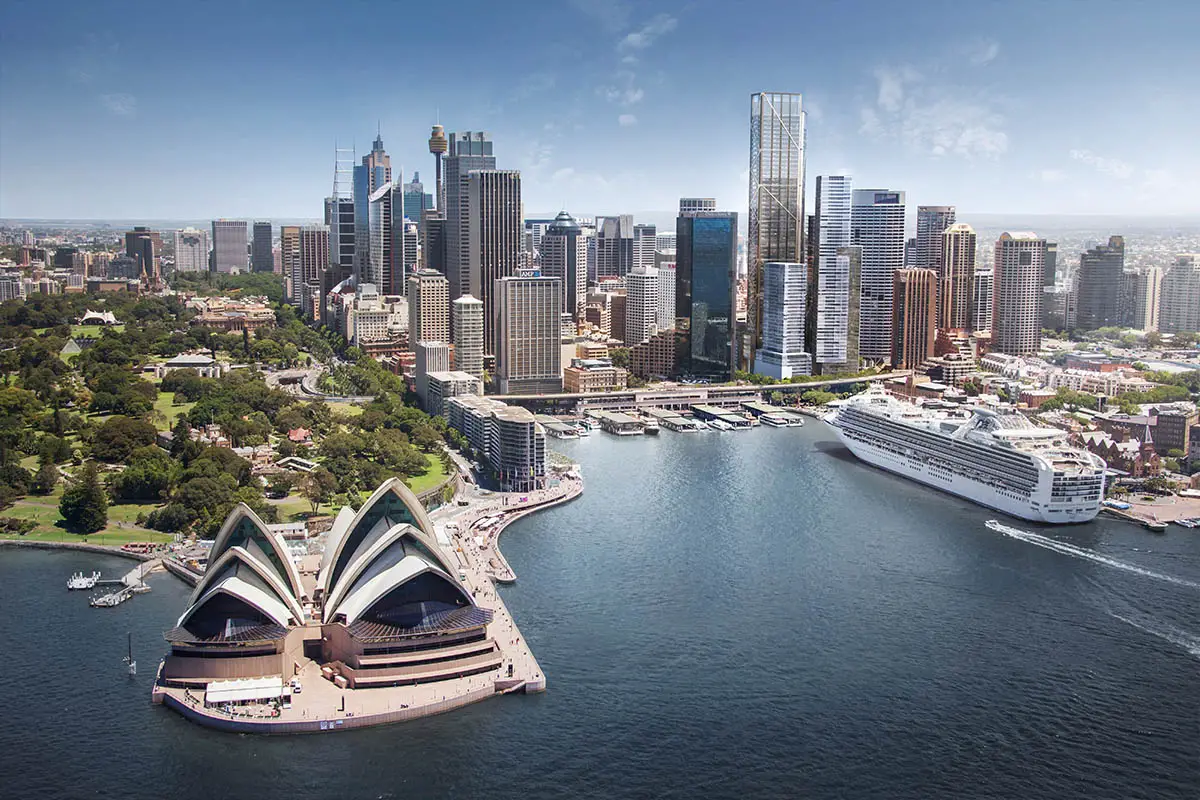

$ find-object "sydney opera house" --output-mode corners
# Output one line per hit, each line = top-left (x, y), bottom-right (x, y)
(156, 478), (507, 717)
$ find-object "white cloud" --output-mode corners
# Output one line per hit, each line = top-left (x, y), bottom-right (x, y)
(618, 114), (637, 127)
(603, 86), (644, 105)
(859, 65), (1007, 159)
(618, 14), (677, 51)
(99, 93), (136, 116)
(968, 39), (1000, 66)
(1069, 149), (1135, 179)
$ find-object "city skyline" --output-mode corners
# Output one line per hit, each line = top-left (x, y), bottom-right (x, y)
(3, 1), (1199, 220)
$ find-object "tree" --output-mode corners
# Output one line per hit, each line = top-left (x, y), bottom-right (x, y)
(266, 472), (294, 498)
(60, 462), (108, 534)
(30, 462), (58, 495)
(301, 468), (337, 514)
(801, 389), (838, 406)
(91, 416), (158, 462)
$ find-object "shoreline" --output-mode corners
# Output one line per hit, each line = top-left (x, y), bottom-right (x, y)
(0, 539), (159, 562)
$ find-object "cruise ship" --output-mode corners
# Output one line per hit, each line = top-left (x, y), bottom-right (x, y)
(826, 386), (1106, 523)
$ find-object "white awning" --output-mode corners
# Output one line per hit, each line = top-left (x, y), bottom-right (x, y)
(204, 676), (285, 706)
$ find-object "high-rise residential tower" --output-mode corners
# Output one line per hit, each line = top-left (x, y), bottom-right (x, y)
(973, 266), (994, 332)
(1074, 235), (1126, 330)
(940, 223), (976, 332)
(915, 206), (955, 274)
(1132, 267), (1163, 332)
(851, 189), (906, 363)
(173, 228), (209, 273)
(407, 269), (451, 345)
(297, 225), (330, 320)
(466, 169), (522, 356)
(676, 208), (737, 380)
(748, 92), (805, 372)
(992, 232), (1046, 355)
(813, 175), (854, 373)
(891, 269), (938, 369)
(495, 275), (563, 394)
(211, 220), (248, 273)
(445, 131), (496, 301)
(251, 222), (273, 273)
(1160, 255), (1200, 334)
(755, 261), (812, 379)
(280, 225), (301, 304)
(633, 224), (657, 271)
(539, 211), (588, 319)
(625, 266), (661, 346)
(657, 262), (677, 332)
(452, 295), (484, 380)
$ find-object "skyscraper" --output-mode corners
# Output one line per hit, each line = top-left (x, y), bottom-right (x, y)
(679, 198), (717, 214)
(125, 227), (162, 284)
(211, 220), (248, 273)
(398, 219), (419, 290)
(366, 182), (394, 292)
(408, 269), (451, 345)
(452, 295), (484, 380)
(748, 92), (805, 372)
(251, 222), (273, 273)
(298, 225), (330, 320)
(1132, 267), (1163, 332)
(401, 172), (433, 225)
(851, 189), (906, 363)
(891, 269), (938, 369)
(676, 208), (737, 380)
(657, 262), (677, 332)
(813, 175), (854, 373)
(467, 169), (522, 356)
(495, 275), (563, 394)
(540, 211), (588, 319)
(1044, 242), (1059, 287)
(523, 218), (556, 263)
(280, 225), (301, 304)
(915, 205), (955, 327)
(445, 131), (496, 301)
(972, 266), (994, 332)
(625, 266), (661, 346)
(595, 215), (634, 279)
(325, 196), (355, 284)
(633, 224), (657, 271)
(755, 261), (812, 379)
(940, 223), (976, 332)
(1074, 235), (1126, 331)
(173, 228), (209, 273)
(353, 135), (392, 285)
(1160, 255), (1200, 334)
(992, 232), (1046, 355)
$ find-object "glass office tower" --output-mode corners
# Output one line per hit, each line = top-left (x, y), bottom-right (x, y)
(676, 210), (738, 380)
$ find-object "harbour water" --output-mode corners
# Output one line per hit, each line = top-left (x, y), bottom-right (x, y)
(2, 423), (1198, 799)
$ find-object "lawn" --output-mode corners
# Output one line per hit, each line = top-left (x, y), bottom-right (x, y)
(152, 391), (196, 430)
(405, 453), (450, 495)
(71, 324), (125, 338)
(327, 401), (365, 417)
(1, 484), (170, 544)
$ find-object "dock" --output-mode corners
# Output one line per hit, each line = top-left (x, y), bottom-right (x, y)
(87, 559), (162, 608)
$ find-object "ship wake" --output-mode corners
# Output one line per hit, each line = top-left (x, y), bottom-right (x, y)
(984, 520), (1200, 590)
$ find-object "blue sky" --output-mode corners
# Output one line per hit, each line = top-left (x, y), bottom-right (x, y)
(2, 0), (1198, 220)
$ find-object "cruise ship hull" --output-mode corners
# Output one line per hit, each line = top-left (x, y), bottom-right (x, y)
(831, 424), (1101, 524)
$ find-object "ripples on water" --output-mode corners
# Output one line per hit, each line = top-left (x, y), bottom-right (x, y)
(1, 424), (1197, 800)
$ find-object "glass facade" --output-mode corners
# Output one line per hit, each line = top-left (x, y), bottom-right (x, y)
(676, 212), (737, 380)
(748, 92), (805, 370)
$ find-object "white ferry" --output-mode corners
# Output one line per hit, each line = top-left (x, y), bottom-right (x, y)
(826, 386), (1105, 523)
(708, 419), (734, 431)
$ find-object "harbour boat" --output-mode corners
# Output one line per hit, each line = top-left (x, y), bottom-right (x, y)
(642, 420), (660, 435)
(1143, 519), (1168, 533)
(1174, 518), (1198, 529)
(67, 571), (101, 590)
(760, 414), (789, 427)
(826, 385), (1106, 524)
(787, 416), (805, 427)
(708, 420), (734, 431)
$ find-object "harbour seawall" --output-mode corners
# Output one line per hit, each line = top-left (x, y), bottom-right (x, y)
(0, 539), (158, 562)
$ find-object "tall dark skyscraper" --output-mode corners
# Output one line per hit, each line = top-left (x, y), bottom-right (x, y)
(251, 222), (273, 273)
(891, 268), (937, 369)
(594, 215), (634, 279)
(748, 92), (805, 373)
(445, 131), (496, 301)
(676, 208), (737, 380)
(1074, 235), (1125, 331)
(1044, 242), (1058, 287)
(540, 210), (588, 319)
(466, 169), (522, 356)
(124, 226), (161, 284)
(915, 206), (955, 273)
